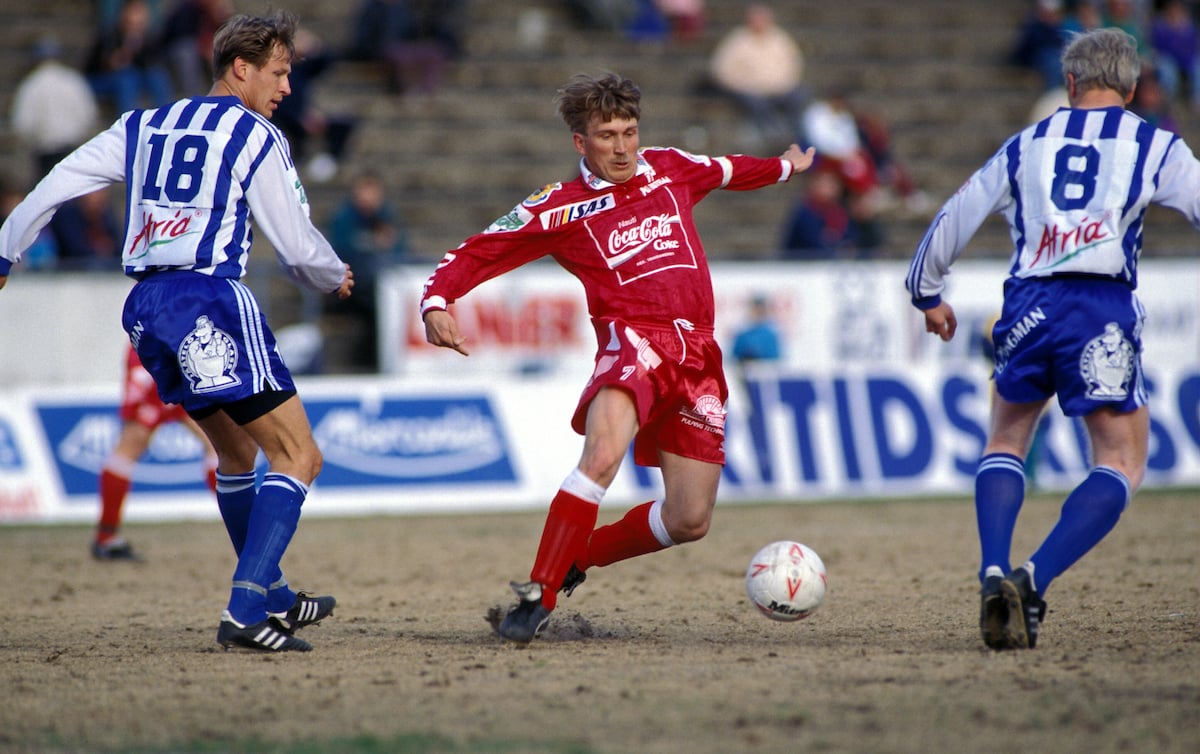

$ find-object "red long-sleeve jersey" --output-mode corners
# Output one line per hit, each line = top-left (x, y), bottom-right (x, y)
(420, 147), (794, 332)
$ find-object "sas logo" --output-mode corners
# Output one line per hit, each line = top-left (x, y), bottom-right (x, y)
(522, 183), (562, 207)
(539, 193), (615, 230)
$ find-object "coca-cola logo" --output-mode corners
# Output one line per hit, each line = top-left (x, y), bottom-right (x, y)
(606, 213), (680, 266)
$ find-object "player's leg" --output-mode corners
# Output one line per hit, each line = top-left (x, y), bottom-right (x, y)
(494, 388), (639, 643)
(235, 396), (334, 632)
(978, 394), (1049, 579)
(207, 395), (325, 628)
(581, 451), (721, 570)
(1022, 406), (1147, 593)
(976, 393), (1049, 648)
(181, 414), (218, 493)
(93, 420), (154, 560)
(1001, 280), (1147, 648)
(193, 409), (259, 555)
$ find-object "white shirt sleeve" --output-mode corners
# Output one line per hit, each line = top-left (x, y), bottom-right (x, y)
(1151, 138), (1200, 229)
(0, 119), (126, 270)
(243, 141), (347, 294)
(906, 146), (1012, 305)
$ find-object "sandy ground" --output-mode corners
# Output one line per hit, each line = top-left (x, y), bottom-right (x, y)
(0, 491), (1197, 754)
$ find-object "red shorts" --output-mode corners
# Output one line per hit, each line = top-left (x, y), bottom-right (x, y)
(572, 318), (728, 468)
(119, 346), (189, 429)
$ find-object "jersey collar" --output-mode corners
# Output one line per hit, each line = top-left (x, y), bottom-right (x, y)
(579, 154), (653, 190)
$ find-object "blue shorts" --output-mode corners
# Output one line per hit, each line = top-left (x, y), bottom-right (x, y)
(991, 276), (1146, 417)
(121, 271), (296, 415)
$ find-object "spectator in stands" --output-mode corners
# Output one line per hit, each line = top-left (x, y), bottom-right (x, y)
(50, 187), (122, 271)
(565, 0), (637, 32)
(159, 0), (234, 97)
(85, 0), (174, 113)
(655, 0), (705, 43)
(11, 37), (100, 184)
(91, 343), (219, 561)
(780, 168), (853, 259)
(346, 0), (466, 97)
(855, 105), (929, 216)
(801, 89), (880, 200)
(1149, 0), (1200, 109)
(1061, 0), (1103, 36)
(326, 171), (409, 370)
(1130, 62), (1180, 132)
(1102, 0), (1149, 54)
(95, 0), (165, 30)
(274, 27), (358, 183)
(731, 294), (782, 366)
(709, 3), (809, 150)
(1009, 0), (1069, 90)
(624, 0), (671, 44)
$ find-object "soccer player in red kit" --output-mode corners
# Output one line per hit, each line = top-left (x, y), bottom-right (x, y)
(91, 344), (219, 561)
(421, 73), (815, 643)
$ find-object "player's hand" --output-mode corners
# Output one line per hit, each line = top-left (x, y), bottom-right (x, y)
(924, 301), (957, 341)
(335, 264), (354, 300)
(424, 309), (469, 356)
(782, 144), (816, 174)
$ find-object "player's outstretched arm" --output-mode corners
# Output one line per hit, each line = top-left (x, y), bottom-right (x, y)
(0, 274), (7, 291)
(923, 301), (958, 342)
(424, 309), (470, 356)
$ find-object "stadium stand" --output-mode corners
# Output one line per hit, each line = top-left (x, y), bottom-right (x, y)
(1, 1), (1195, 371)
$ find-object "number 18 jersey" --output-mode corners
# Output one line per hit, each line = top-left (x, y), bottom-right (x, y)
(0, 96), (345, 294)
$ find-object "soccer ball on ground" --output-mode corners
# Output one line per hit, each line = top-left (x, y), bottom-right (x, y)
(745, 540), (827, 621)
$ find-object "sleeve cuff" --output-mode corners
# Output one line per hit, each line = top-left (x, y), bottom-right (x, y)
(420, 296), (447, 317)
(912, 294), (942, 311)
(0, 258), (12, 276)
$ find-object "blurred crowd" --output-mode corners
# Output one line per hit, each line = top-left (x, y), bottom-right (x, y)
(19, 0), (1157, 369)
(1010, 0), (1200, 129)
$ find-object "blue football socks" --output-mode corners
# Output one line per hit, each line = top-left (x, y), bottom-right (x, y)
(215, 470), (257, 554)
(1028, 466), (1129, 594)
(226, 473), (306, 625)
(974, 453), (1026, 582)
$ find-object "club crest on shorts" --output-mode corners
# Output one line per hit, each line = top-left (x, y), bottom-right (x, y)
(1080, 322), (1134, 400)
(680, 394), (726, 434)
(178, 315), (241, 393)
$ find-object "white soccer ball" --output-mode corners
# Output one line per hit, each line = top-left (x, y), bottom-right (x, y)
(745, 540), (827, 621)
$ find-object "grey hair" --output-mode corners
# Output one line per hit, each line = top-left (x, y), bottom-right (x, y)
(1061, 27), (1141, 99)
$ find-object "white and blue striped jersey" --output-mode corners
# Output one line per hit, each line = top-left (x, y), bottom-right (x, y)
(0, 96), (345, 293)
(907, 106), (1200, 305)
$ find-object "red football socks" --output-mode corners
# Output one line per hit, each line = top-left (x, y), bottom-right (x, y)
(529, 490), (598, 610)
(96, 467), (132, 543)
(579, 500), (667, 570)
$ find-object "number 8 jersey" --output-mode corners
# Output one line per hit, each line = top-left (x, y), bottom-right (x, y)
(907, 106), (1200, 305)
(0, 96), (346, 294)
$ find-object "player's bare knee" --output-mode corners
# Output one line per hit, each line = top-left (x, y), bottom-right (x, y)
(669, 516), (711, 544)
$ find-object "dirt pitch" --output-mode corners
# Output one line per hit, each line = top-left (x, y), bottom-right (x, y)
(1, 490), (1196, 754)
